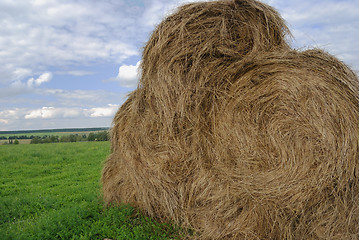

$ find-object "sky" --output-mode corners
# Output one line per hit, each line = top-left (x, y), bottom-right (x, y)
(0, 0), (358, 131)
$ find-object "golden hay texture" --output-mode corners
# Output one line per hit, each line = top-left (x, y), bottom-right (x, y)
(102, 0), (359, 239)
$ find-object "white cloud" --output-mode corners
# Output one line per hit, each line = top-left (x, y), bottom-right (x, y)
(86, 104), (119, 117)
(0, 71), (52, 97)
(0, 108), (27, 121)
(24, 107), (50, 119)
(268, 0), (359, 70)
(22, 104), (119, 120)
(141, 0), (206, 27)
(0, 106), (116, 130)
(37, 88), (123, 108)
(27, 72), (52, 88)
(0, 65), (32, 84)
(24, 107), (72, 119)
(0, 119), (9, 124)
(55, 70), (96, 76)
(141, 0), (168, 27)
(0, 0), (139, 84)
(112, 61), (141, 88)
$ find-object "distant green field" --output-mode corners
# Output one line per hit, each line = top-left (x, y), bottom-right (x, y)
(0, 142), (181, 240)
(0, 131), (93, 138)
(0, 139), (31, 145)
(0, 128), (110, 145)
(0, 128), (109, 138)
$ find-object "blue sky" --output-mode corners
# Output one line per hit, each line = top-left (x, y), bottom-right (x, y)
(0, 0), (358, 131)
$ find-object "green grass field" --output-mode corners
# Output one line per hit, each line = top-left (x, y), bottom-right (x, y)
(0, 142), (181, 240)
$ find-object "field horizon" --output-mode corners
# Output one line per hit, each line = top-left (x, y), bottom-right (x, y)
(0, 127), (111, 145)
(0, 127), (110, 135)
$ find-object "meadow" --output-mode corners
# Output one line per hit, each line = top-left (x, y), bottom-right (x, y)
(0, 128), (109, 145)
(0, 142), (181, 240)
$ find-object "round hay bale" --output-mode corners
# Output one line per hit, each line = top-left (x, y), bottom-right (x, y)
(140, 0), (291, 121)
(195, 49), (359, 239)
(102, 0), (359, 239)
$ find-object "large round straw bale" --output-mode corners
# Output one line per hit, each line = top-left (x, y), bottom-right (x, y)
(198, 49), (359, 239)
(140, 0), (290, 120)
(102, 0), (359, 239)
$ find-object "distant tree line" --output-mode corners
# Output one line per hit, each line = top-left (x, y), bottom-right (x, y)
(0, 127), (109, 135)
(4, 139), (19, 145)
(29, 131), (109, 144)
(1, 131), (109, 145)
(1, 135), (35, 140)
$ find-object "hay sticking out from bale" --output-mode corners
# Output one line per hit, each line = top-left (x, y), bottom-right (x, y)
(102, 0), (359, 239)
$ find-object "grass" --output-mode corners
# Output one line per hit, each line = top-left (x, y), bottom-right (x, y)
(0, 142), (181, 240)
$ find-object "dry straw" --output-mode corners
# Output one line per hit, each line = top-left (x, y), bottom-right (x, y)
(102, 0), (359, 239)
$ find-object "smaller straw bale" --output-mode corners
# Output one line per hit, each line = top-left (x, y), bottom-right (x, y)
(141, 0), (291, 121)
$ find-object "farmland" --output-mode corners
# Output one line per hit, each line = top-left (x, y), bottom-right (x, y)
(0, 141), (181, 239)
(0, 128), (110, 145)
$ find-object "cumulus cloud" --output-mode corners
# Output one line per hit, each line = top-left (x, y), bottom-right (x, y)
(24, 107), (55, 119)
(22, 104), (119, 120)
(111, 61), (141, 88)
(0, 71), (53, 98)
(27, 72), (52, 88)
(24, 107), (80, 119)
(86, 104), (119, 117)
(0, 106), (117, 130)
(0, 108), (27, 126)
